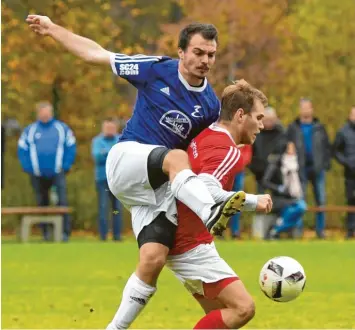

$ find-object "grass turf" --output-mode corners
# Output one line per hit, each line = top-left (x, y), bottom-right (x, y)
(2, 238), (354, 329)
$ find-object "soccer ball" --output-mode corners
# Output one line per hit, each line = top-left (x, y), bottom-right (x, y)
(259, 256), (306, 302)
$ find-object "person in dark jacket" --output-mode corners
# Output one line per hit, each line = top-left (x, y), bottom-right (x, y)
(333, 106), (355, 239)
(1, 124), (5, 190)
(92, 118), (122, 241)
(18, 101), (76, 241)
(229, 145), (253, 239)
(261, 142), (307, 239)
(287, 98), (331, 238)
(249, 107), (287, 193)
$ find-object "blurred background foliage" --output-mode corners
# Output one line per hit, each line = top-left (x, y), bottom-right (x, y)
(2, 0), (355, 232)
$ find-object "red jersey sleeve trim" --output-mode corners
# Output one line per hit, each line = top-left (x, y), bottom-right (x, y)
(212, 146), (241, 181)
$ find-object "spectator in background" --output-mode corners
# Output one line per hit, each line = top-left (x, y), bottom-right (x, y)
(17, 101), (76, 241)
(333, 106), (355, 239)
(262, 142), (307, 239)
(1, 124), (5, 189)
(249, 107), (286, 194)
(229, 144), (252, 239)
(92, 118), (122, 241)
(287, 98), (331, 238)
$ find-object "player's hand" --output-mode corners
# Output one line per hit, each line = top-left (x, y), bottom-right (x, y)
(256, 194), (273, 213)
(26, 15), (53, 36)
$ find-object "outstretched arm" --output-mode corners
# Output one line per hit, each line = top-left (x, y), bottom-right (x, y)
(26, 15), (111, 65)
(197, 144), (272, 213)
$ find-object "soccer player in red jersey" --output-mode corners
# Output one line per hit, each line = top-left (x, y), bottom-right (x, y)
(167, 80), (273, 329)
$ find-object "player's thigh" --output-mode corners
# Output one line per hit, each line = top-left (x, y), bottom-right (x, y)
(136, 212), (177, 281)
(106, 141), (168, 206)
(130, 182), (177, 238)
(137, 211), (177, 251)
(216, 279), (255, 312)
(193, 294), (225, 314)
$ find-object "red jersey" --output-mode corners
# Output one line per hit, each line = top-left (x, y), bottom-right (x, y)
(169, 125), (252, 255)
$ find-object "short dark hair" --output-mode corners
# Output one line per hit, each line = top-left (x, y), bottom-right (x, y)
(219, 80), (268, 121)
(178, 23), (218, 51)
(300, 97), (312, 103)
(103, 117), (116, 123)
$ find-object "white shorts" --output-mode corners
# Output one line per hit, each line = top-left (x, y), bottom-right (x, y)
(166, 242), (237, 297)
(106, 141), (177, 237)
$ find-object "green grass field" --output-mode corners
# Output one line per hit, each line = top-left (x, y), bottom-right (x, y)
(2, 238), (354, 329)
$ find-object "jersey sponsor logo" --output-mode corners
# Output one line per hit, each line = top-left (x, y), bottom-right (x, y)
(119, 63), (139, 75)
(190, 140), (198, 159)
(192, 105), (203, 118)
(159, 110), (192, 139)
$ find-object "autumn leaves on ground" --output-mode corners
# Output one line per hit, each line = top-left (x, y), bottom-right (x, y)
(2, 239), (354, 329)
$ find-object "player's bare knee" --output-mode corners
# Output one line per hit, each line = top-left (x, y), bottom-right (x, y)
(234, 298), (255, 323)
(163, 149), (190, 178)
(139, 247), (167, 273)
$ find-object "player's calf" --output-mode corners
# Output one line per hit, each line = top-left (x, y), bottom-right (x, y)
(107, 214), (175, 329)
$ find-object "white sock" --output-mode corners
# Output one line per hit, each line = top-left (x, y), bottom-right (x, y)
(171, 169), (215, 222)
(106, 273), (156, 330)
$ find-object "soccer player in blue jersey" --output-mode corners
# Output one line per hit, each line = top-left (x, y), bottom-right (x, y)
(26, 15), (251, 328)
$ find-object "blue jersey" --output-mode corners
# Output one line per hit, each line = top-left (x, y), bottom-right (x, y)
(110, 53), (220, 150)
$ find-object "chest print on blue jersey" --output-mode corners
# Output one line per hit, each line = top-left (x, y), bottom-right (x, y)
(191, 105), (203, 118)
(159, 110), (192, 139)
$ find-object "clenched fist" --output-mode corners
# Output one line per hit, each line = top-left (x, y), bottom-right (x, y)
(26, 15), (53, 36)
(256, 194), (273, 213)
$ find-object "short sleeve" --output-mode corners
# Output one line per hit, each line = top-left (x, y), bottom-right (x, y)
(110, 52), (163, 88)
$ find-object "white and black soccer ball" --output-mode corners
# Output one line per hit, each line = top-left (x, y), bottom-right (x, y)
(259, 256), (306, 302)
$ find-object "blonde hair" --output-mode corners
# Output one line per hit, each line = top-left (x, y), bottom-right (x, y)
(220, 79), (268, 121)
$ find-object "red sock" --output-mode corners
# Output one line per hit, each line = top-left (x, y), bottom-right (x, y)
(194, 309), (229, 329)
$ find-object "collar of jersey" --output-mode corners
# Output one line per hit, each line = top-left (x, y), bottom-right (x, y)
(209, 123), (236, 145)
(178, 70), (207, 92)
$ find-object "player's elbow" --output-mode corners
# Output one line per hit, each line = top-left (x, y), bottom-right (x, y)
(83, 49), (110, 65)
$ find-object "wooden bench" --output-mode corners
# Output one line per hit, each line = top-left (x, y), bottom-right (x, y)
(307, 205), (355, 212)
(1, 207), (73, 242)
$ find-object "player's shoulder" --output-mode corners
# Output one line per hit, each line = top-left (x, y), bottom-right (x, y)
(152, 57), (178, 74)
(196, 124), (236, 146)
(204, 81), (220, 102)
(25, 122), (37, 132)
(52, 119), (66, 127)
(54, 120), (74, 133)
